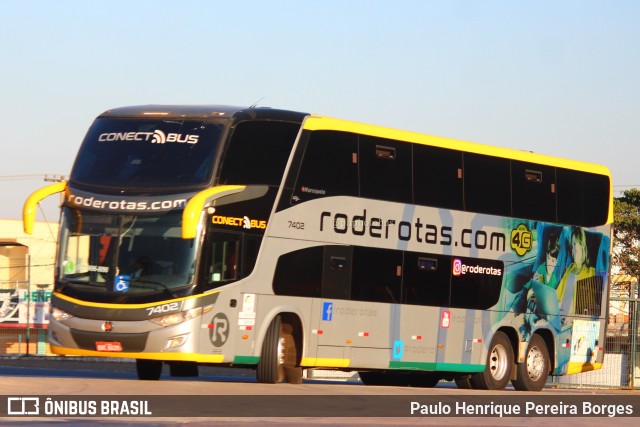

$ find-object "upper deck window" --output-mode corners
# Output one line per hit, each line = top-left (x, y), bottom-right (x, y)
(70, 118), (223, 190)
(218, 120), (301, 186)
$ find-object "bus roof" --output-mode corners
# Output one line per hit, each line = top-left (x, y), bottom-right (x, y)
(303, 115), (612, 177)
(98, 105), (309, 123)
(97, 105), (610, 177)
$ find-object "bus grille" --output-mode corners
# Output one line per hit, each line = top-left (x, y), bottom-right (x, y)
(70, 329), (149, 352)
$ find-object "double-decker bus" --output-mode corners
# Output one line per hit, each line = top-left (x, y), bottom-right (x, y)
(24, 105), (612, 391)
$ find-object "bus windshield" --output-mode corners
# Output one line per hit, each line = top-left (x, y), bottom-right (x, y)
(57, 207), (198, 300)
(70, 118), (224, 189)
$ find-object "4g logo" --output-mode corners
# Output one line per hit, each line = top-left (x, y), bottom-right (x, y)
(510, 224), (532, 256)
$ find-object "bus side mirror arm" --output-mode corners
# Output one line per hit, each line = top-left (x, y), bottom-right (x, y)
(182, 185), (246, 239)
(23, 181), (67, 234)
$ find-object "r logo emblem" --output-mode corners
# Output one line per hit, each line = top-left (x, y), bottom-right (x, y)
(209, 313), (229, 347)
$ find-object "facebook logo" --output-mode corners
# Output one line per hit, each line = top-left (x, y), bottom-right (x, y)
(322, 302), (334, 321)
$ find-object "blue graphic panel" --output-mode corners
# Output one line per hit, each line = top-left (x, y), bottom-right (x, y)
(114, 275), (130, 293)
(322, 302), (334, 321)
(393, 340), (404, 359)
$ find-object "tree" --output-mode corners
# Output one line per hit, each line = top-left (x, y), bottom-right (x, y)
(613, 188), (640, 279)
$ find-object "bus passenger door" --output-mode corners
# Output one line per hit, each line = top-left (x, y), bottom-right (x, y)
(306, 246), (353, 367)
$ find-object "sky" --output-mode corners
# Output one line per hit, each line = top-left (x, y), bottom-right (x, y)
(1, 0), (639, 222)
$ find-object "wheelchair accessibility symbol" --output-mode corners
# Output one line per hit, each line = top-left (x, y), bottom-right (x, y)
(114, 275), (130, 293)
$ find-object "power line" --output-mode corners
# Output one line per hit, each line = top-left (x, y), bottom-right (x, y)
(0, 174), (66, 182)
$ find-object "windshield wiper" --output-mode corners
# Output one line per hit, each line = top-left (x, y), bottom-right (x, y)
(129, 279), (179, 299)
(58, 278), (108, 293)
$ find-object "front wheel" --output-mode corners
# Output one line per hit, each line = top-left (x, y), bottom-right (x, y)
(136, 359), (162, 380)
(471, 331), (513, 390)
(512, 334), (549, 391)
(256, 315), (302, 384)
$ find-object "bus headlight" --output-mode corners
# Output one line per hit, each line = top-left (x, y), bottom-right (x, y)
(51, 307), (74, 321)
(149, 307), (202, 328)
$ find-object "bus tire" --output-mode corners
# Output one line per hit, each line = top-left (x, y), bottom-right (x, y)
(511, 334), (549, 391)
(471, 331), (513, 390)
(136, 359), (162, 380)
(256, 315), (300, 384)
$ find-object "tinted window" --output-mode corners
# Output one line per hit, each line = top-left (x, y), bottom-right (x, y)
(322, 246), (352, 300)
(359, 135), (412, 203)
(449, 256), (504, 309)
(414, 145), (463, 209)
(402, 252), (451, 306)
(291, 131), (359, 204)
(351, 247), (402, 303)
(218, 121), (300, 186)
(511, 161), (556, 222)
(464, 153), (511, 216)
(71, 118), (222, 189)
(557, 169), (610, 227)
(272, 246), (323, 297)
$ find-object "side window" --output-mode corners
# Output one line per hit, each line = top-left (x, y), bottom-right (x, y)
(449, 257), (504, 309)
(464, 153), (511, 216)
(291, 131), (358, 203)
(351, 247), (402, 303)
(359, 135), (412, 203)
(219, 121), (300, 186)
(240, 235), (263, 279)
(402, 252), (451, 307)
(511, 161), (556, 222)
(202, 231), (242, 289)
(414, 145), (463, 209)
(557, 169), (610, 227)
(322, 245), (352, 300)
(272, 246), (322, 297)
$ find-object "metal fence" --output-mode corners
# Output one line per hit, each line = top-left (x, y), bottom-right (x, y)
(553, 276), (640, 389)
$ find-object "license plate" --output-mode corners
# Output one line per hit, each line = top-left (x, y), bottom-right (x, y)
(95, 341), (123, 352)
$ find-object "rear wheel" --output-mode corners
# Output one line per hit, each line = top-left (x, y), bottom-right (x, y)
(256, 315), (301, 384)
(471, 331), (513, 390)
(512, 334), (549, 391)
(136, 359), (162, 380)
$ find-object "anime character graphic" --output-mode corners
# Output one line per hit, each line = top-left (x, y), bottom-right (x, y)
(514, 224), (607, 343)
(556, 227), (597, 317)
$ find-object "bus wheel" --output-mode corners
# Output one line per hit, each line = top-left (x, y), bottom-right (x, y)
(256, 315), (301, 384)
(512, 334), (549, 391)
(136, 359), (162, 380)
(471, 331), (513, 390)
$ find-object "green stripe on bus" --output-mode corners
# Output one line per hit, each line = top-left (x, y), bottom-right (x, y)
(389, 361), (484, 373)
(233, 356), (260, 365)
